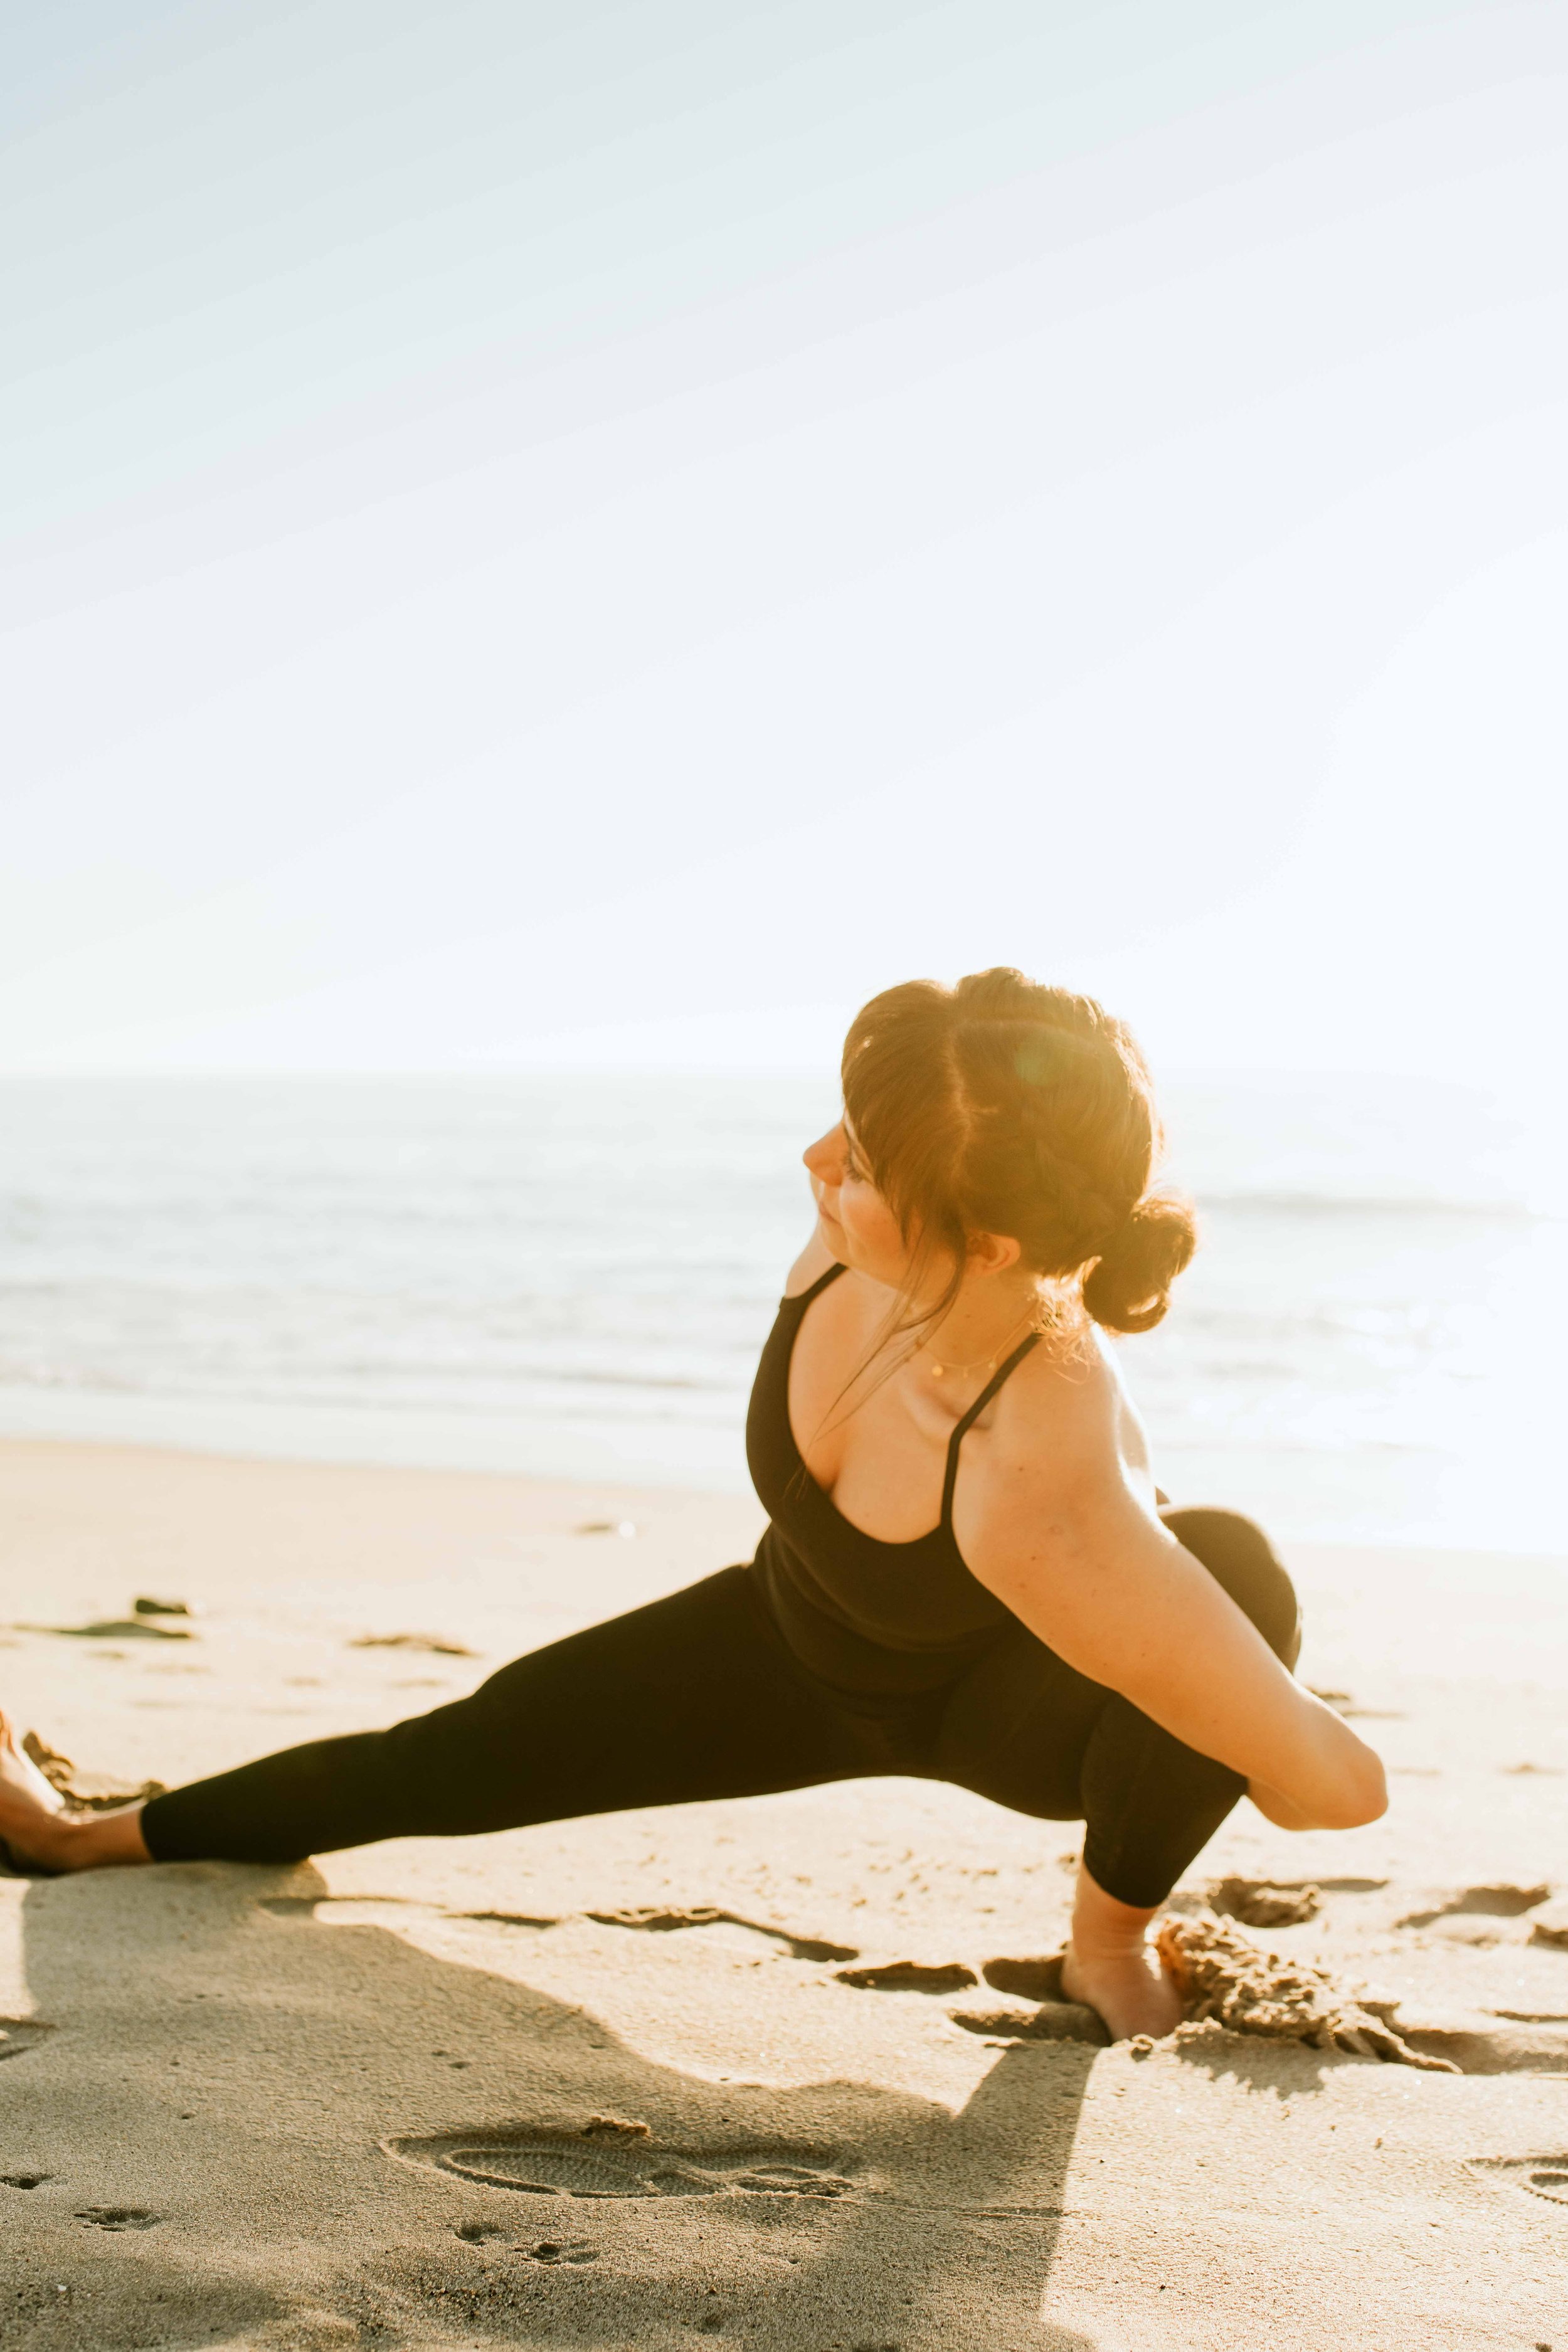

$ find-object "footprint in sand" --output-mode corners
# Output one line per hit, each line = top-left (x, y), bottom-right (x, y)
(458, 1910), (561, 1929)
(349, 1631), (477, 1656)
(830, 1951), (1108, 2041)
(832, 1960), (977, 1993)
(1, 2171), (51, 2189)
(455, 2219), (595, 2255)
(1398, 1883), (1552, 1930)
(1398, 2018), (1568, 2075)
(948, 2003), (1106, 2046)
(390, 2126), (861, 2203)
(16, 1617), (193, 1643)
(589, 1905), (857, 1964)
(1209, 1877), (1322, 1928)
(973, 1959), (1106, 2042)
(1528, 1904), (1568, 1950)
(75, 2208), (161, 2231)
(266, 1894), (856, 1958)
(982, 1954), (1064, 2001)
(1467, 2156), (1568, 2209)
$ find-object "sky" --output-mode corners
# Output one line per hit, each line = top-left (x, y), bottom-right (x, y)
(3, 0), (1565, 1088)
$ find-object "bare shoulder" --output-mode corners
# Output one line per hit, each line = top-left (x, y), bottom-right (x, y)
(1015, 1320), (1123, 1431)
(975, 1323), (1148, 1507)
(953, 1325), (1162, 1604)
(783, 1228), (840, 1299)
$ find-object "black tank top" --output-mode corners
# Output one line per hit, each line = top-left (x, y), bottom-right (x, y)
(745, 1263), (1041, 1701)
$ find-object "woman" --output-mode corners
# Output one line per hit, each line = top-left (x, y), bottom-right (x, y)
(0, 970), (1385, 2039)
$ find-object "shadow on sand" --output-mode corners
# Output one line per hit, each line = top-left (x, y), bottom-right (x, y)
(3, 1858), (1103, 2350)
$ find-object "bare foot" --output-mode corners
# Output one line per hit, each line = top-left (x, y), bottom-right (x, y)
(0, 1710), (72, 1872)
(1061, 1858), (1184, 2042)
(0, 1714), (153, 1874)
(1061, 1938), (1183, 2041)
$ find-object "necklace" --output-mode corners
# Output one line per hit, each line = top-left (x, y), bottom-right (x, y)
(922, 1307), (1035, 1380)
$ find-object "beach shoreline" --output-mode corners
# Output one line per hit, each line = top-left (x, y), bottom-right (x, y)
(3, 1437), (1566, 2346)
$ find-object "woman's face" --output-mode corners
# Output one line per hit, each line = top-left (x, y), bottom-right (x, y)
(802, 1119), (917, 1291)
(803, 1118), (1024, 1300)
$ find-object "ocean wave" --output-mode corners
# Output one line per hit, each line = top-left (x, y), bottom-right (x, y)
(1193, 1189), (1549, 1223)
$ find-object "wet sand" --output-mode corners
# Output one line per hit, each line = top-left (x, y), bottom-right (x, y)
(2, 1438), (1566, 2349)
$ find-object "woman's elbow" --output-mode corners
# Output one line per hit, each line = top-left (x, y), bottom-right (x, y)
(1318, 1749), (1389, 1829)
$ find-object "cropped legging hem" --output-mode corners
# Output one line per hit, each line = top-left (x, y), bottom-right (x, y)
(140, 1505), (1300, 1911)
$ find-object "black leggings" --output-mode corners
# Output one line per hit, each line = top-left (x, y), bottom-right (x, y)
(140, 1508), (1299, 1909)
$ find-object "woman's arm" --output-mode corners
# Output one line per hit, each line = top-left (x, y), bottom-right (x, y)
(1245, 1777), (1332, 1830)
(960, 1438), (1387, 1832)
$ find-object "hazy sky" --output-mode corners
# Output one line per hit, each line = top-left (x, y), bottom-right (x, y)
(3, 0), (1565, 1082)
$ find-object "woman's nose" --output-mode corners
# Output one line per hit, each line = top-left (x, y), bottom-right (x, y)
(802, 1125), (843, 1178)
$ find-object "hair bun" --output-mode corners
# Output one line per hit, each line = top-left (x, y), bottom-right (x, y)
(840, 969), (1197, 1339)
(1081, 1193), (1197, 1334)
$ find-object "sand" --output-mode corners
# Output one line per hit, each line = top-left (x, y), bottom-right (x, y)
(1, 1438), (1567, 2350)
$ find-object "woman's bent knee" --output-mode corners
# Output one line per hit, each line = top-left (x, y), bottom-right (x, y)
(1160, 1506), (1301, 1669)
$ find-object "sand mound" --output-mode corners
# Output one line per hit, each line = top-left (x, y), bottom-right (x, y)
(1156, 1914), (1457, 2070)
(21, 1730), (166, 1811)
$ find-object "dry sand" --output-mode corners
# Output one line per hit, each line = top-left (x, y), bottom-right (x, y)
(1, 1438), (1567, 2350)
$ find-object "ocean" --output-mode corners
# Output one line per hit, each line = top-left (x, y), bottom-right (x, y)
(0, 1072), (1560, 1552)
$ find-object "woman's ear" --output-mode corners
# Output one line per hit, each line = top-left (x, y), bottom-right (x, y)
(967, 1230), (1022, 1276)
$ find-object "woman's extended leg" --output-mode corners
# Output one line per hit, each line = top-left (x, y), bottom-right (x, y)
(935, 1506), (1301, 2037)
(0, 1567), (882, 1875)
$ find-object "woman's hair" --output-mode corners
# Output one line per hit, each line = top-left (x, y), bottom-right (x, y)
(841, 968), (1196, 1338)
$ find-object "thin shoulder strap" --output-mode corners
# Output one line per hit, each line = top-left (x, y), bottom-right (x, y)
(940, 1332), (1041, 1527)
(786, 1261), (848, 1308)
